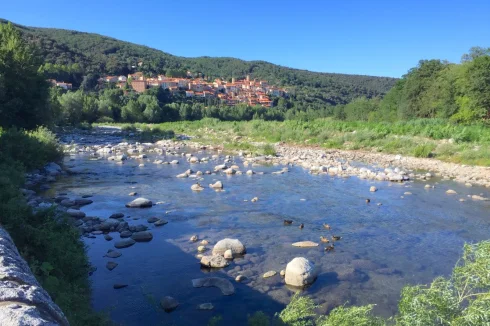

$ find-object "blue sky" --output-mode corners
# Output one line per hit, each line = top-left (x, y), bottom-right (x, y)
(2, 0), (489, 77)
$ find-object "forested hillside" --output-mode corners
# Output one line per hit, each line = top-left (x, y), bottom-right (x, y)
(1, 19), (397, 108)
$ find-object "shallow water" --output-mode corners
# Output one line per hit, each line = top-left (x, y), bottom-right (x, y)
(46, 135), (490, 326)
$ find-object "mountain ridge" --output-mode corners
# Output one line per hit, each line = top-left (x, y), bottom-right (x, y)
(1, 18), (398, 107)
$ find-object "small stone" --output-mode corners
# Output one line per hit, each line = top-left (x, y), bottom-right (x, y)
(198, 246), (207, 252)
(110, 213), (124, 219)
(191, 183), (204, 191)
(370, 186), (377, 192)
(200, 240), (209, 245)
(224, 249), (233, 259)
(104, 234), (113, 241)
(120, 230), (132, 238)
(235, 275), (246, 282)
(160, 296), (179, 312)
(114, 238), (136, 249)
(104, 251), (122, 258)
(113, 284), (128, 289)
(190, 235), (199, 242)
(106, 261), (118, 271)
(263, 271), (277, 278)
(154, 219), (168, 226)
(251, 197), (258, 202)
(125, 197), (153, 208)
(200, 255), (229, 268)
(67, 209), (85, 218)
(446, 189), (457, 194)
(280, 270), (285, 276)
(197, 303), (214, 310)
(292, 241), (318, 248)
(92, 231), (103, 235)
(147, 217), (159, 223)
(129, 192), (137, 196)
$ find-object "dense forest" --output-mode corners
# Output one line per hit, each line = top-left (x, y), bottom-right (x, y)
(1, 18), (397, 109)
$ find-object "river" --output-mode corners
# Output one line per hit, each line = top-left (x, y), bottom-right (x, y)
(43, 129), (490, 325)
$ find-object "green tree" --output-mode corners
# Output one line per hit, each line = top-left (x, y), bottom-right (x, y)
(59, 90), (84, 125)
(0, 22), (51, 129)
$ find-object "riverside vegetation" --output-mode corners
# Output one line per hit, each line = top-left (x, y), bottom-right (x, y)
(0, 23), (109, 325)
(1, 19), (490, 325)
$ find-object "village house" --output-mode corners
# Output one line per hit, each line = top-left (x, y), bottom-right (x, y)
(98, 71), (287, 106)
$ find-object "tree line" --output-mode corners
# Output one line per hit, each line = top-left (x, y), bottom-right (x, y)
(335, 47), (490, 124)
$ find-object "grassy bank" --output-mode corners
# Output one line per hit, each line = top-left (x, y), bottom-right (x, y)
(0, 127), (109, 325)
(97, 118), (490, 166)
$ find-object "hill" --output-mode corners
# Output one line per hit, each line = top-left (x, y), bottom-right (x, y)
(1, 19), (397, 107)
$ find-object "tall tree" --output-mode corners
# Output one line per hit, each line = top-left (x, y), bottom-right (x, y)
(0, 22), (51, 129)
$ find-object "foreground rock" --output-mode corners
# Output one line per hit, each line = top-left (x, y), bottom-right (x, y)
(192, 277), (235, 295)
(125, 197), (153, 208)
(200, 255), (230, 268)
(285, 257), (318, 287)
(160, 296), (179, 312)
(212, 238), (246, 257)
(0, 227), (69, 325)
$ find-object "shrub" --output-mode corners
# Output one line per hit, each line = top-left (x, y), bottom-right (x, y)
(413, 144), (435, 158)
(261, 144), (276, 156)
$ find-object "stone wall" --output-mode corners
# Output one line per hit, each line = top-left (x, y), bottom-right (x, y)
(0, 227), (69, 326)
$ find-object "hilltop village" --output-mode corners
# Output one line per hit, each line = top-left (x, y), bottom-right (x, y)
(98, 73), (288, 107)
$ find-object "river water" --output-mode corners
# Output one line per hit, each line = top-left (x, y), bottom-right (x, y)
(44, 132), (490, 326)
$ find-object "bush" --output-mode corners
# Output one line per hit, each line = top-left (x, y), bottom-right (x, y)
(412, 144), (435, 158)
(261, 144), (276, 156)
(0, 127), (62, 170)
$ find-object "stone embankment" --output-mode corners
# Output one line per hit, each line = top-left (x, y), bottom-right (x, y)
(0, 227), (69, 326)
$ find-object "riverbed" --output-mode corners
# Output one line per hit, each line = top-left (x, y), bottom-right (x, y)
(43, 130), (490, 326)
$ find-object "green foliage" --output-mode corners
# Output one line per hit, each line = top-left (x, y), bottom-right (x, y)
(261, 144), (277, 156)
(0, 127), (62, 170)
(248, 311), (270, 326)
(0, 22), (53, 129)
(278, 294), (316, 326)
(413, 143), (435, 158)
(317, 305), (385, 326)
(396, 241), (490, 325)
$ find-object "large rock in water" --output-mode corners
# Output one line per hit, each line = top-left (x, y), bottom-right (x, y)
(125, 197), (152, 208)
(212, 238), (246, 257)
(192, 277), (235, 295)
(285, 257), (318, 287)
(200, 255), (229, 268)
